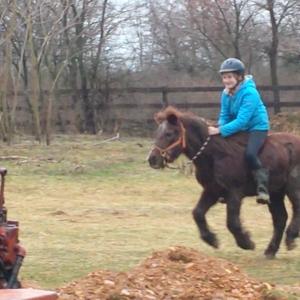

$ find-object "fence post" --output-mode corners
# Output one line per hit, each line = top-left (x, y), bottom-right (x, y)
(272, 85), (281, 114)
(162, 87), (169, 108)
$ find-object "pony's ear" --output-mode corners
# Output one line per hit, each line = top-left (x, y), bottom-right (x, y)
(154, 113), (163, 124)
(167, 113), (178, 125)
(154, 109), (179, 125)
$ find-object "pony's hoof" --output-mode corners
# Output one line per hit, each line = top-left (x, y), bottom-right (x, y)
(264, 250), (276, 259)
(201, 234), (219, 249)
(286, 240), (297, 251)
(265, 253), (276, 260)
(238, 239), (255, 250)
(249, 241), (255, 250)
(210, 239), (219, 249)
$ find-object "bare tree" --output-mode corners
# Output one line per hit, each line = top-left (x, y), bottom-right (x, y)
(185, 0), (257, 67)
(0, 0), (300, 140)
(148, 0), (193, 71)
(0, 0), (19, 143)
(256, 0), (299, 113)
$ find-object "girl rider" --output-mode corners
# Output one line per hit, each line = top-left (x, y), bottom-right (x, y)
(208, 58), (270, 205)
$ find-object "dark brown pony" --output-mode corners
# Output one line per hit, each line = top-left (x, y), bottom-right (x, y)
(148, 106), (300, 258)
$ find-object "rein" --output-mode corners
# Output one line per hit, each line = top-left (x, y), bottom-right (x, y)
(191, 136), (211, 162)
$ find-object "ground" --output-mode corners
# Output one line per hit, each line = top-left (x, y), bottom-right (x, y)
(4, 112), (300, 300)
(56, 113), (300, 300)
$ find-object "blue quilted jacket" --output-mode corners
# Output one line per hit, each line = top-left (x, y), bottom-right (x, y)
(218, 75), (269, 137)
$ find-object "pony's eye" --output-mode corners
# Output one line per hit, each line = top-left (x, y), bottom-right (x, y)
(165, 132), (173, 138)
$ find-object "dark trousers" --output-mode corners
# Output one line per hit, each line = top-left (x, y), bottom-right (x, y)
(245, 130), (268, 170)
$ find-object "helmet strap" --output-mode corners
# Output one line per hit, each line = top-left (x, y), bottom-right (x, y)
(227, 73), (244, 95)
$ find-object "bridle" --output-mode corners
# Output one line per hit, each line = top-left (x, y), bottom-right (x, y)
(152, 121), (211, 163)
(153, 122), (186, 161)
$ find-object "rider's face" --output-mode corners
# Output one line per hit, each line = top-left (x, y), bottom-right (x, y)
(221, 73), (238, 90)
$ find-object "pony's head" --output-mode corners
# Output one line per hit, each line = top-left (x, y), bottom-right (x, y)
(148, 107), (186, 169)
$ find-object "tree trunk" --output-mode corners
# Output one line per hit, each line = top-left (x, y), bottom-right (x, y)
(45, 91), (54, 146)
(62, 0), (78, 105)
(267, 0), (281, 114)
(72, 1), (96, 134)
(0, 0), (20, 144)
(28, 3), (42, 142)
(1, 28), (12, 143)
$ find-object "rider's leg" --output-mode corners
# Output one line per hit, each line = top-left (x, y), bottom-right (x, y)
(245, 130), (270, 205)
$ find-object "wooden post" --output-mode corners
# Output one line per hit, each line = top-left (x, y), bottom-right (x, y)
(271, 84), (281, 114)
(162, 87), (169, 108)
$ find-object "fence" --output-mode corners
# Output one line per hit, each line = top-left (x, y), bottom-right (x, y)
(109, 85), (300, 109)
(10, 85), (300, 135)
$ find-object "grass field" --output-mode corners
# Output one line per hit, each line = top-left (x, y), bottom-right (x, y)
(1, 135), (300, 291)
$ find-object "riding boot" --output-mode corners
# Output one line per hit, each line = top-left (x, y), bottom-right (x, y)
(252, 168), (270, 205)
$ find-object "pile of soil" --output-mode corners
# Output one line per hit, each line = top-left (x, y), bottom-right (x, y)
(58, 246), (270, 300)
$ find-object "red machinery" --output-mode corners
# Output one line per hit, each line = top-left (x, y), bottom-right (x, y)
(0, 168), (58, 299)
(0, 168), (25, 289)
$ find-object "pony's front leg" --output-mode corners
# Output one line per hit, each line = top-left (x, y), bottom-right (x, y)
(265, 190), (287, 258)
(226, 192), (255, 250)
(192, 188), (219, 248)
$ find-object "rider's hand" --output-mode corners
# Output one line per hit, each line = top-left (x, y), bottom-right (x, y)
(208, 126), (220, 135)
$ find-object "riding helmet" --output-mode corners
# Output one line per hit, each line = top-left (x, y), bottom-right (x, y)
(219, 58), (245, 74)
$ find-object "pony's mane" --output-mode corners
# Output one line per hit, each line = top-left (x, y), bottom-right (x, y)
(154, 106), (250, 155)
(154, 106), (205, 124)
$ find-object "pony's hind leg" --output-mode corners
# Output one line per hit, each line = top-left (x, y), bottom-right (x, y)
(286, 171), (300, 250)
(264, 190), (287, 259)
(193, 188), (219, 248)
(226, 192), (255, 250)
(285, 201), (300, 251)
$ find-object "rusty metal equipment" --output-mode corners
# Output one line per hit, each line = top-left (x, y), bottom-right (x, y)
(0, 288), (58, 300)
(0, 168), (26, 289)
(0, 168), (58, 299)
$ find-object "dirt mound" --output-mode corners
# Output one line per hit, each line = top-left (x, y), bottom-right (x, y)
(58, 246), (270, 300)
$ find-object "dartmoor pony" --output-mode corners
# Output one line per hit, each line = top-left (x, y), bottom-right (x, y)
(148, 106), (300, 258)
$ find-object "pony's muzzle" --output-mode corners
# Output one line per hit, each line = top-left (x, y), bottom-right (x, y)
(148, 150), (165, 169)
